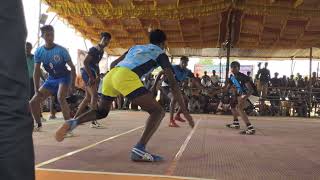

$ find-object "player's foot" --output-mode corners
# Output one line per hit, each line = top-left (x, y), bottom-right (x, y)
(49, 115), (56, 120)
(41, 117), (47, 122)
(64, 131), (74, 138)
(175, 115), (186, 122)
(90, 121), (104, 129)
(169, 121), (180, 128)
(33, 125), (42, 132)
(239, 125), (256, 135)
(131, 147), (163, 162)
(55, 119), (78, 142)
(226, 123), (240, 129)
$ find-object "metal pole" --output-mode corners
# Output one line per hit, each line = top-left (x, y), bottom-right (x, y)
(317, 62), (319, 78)
(225, 11), (234, 81)
(171, 56), (174, 63)
(309, 47), (313, 118)
(219, 57), (222, 83)
(36, 0), (42, 48)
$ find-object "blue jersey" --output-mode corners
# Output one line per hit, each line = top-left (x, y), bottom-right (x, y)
(172, 65), (194, 82)
(34, 44), (71, 78)
(116, 44), (171, 78)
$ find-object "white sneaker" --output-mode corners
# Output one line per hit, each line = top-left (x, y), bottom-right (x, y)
(64, 131), (74, 138)
(90, 121), (104, 129)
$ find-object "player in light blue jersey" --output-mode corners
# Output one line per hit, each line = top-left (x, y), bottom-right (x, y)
(29, 25), (76, 132)
(55, 29), (194, 162)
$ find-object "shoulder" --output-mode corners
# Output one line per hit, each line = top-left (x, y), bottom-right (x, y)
(55, 44), (69, 53)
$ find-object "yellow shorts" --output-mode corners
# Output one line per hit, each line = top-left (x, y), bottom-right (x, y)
(101, 67), (147, 100)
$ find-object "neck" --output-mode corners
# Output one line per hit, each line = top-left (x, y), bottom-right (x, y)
(45, 42), (54, 49)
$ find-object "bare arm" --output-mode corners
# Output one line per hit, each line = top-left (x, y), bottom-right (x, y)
(67, 60), (76, 91)
(83, 54), (95, 82)
(110, 52), (128, 69)
(153, 70), (165, 88)
(33, 63), (42, 93)
(244, 82), (253, 98)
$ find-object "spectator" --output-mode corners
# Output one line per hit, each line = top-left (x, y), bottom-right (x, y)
(211, 70), (220, 87)
(270, 72), (281, 87)
(201, 71), (212, 87)
(194, 73), (201, 84)
(288, 75), (296, 88)
(296, 74), (305, 88)
(247, 71), (253, 82)
(256, 62), (270, 97)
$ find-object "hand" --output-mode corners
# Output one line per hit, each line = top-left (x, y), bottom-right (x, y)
(88, 77), (96, 87)
(182, 111), (194, 128)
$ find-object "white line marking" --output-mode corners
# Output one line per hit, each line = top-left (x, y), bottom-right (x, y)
(35, 125), (144, 168)
(166, 120), (201, 175)
(36, 168), (215, 180)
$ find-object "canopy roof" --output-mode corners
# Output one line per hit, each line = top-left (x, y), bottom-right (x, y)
(45, 0), (320, 58)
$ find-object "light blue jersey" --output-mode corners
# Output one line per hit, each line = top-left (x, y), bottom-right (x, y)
(116, 44), (165, 78)
(34, 44), (71, 78)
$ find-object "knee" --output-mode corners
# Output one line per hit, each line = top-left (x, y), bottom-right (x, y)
(96, 108), (109, 119)
(29, 95), (39, 106)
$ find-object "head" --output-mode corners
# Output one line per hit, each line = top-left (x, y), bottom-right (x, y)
(264, 62), (268, 68)
(258, 62), (261, 68)
(196, 73), (199, 78)
(247, 71), (251, 76)
(274, 72), (279, 78)
(230, 61), (240, 74)
(212, 70), (216, 75)
(26, 42), (32, 55)
(180, 56), (189, 69)
(40, 25), (54, 45)
(149, 29), (167, 49)
(204, 71), (207, 76)
(99, 32), (111, 48)
(290, 75), (294, 79)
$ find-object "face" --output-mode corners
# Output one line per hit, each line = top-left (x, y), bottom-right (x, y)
(204, 71), (207, 75)
(212, 71), (216, 75)
(26, 44), (32, 55)
(180, 60), (188, 69)
(42, 30), (54, 45)
(231, 65), (239, 74)
(100, 37), (110, 48)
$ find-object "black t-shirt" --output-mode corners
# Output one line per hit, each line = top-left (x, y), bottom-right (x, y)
(88, 46), (104, 71)
(228, 72), (251, 94)
(257, 68), (270, 83)
(270, 78), (282, 87)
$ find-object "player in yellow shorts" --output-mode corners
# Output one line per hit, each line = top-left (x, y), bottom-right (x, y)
(55, 29), (194, 162)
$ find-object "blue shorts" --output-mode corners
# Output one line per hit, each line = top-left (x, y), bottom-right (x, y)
(80, 68), (96, 86)
(42, 75), (71, 95)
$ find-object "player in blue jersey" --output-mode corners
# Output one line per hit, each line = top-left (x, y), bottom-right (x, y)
(29, 25), (76, 132)
(74, 32), (111, 128)
(55, 29), (194, 162)
(224, 61), (256, 135)
(153, 56), (202, 127)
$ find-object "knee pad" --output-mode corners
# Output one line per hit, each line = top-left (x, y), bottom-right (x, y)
(95, 109), (108, 119)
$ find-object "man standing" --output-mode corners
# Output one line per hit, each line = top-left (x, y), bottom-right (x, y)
(29, 25), (76, 132)
(256, 62), (270, 98)
(225, 61), (256, 135)
(0, 0), (35, 179)
(26, 42), (35, 99)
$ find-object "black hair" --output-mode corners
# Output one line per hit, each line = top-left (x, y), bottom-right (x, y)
(100, 32), (111, 40)
(26, 42), (32, 47)
(149, 29), (166, 44)
(230, 61), (240, 68)
(180, 56), (189, 62)
(40, 25), (54, 36)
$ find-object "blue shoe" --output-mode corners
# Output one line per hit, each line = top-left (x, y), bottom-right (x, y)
(131, 147), (163, 162)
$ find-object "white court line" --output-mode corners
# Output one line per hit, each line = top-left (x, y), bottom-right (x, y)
(166, 120), (201, 176)
(35, 125), (144, 168)
(36, 168), (215, 180)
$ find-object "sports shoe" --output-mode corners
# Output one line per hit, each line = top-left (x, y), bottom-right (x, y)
(240, 126), (256, 135)
(90, 121), (104, 129)
(64, 131), (74, 138)
(49, 115), (56, 120)
(55, 119), (78, 142)
(226, 123), (240, 129)
(169, 121), (180, 128)
(131, 147), (163, 162)
(41, 117), (47, 122)
(175, 115), (186, 122)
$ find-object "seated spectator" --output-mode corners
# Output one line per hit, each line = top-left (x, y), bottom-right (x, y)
(270, 72), (281, 88)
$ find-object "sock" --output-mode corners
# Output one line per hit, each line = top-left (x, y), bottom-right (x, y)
(134, 143), (145, 150)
